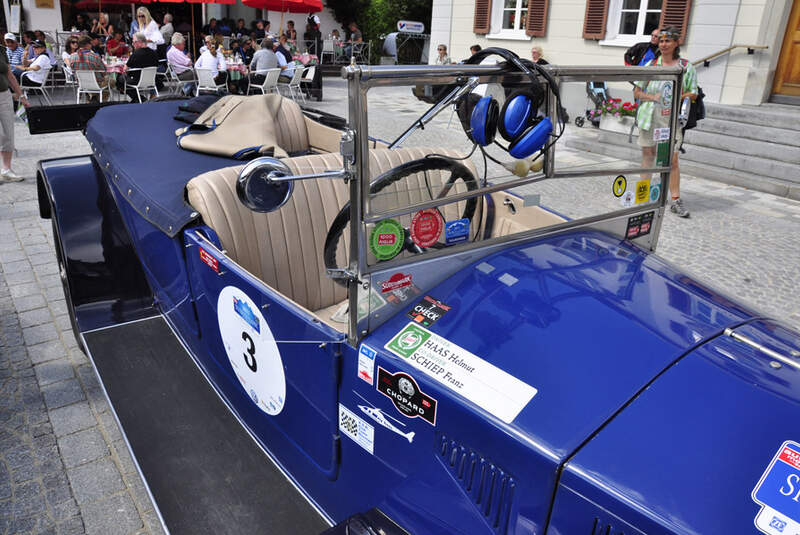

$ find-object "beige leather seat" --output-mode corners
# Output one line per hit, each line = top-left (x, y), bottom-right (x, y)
(186, 147), (478, 328)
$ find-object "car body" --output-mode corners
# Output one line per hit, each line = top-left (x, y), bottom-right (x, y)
(36, 59), (800, 535)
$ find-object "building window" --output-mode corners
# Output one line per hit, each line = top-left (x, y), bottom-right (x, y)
(502, 0), (529, 31)
(618, 0), (661, 36)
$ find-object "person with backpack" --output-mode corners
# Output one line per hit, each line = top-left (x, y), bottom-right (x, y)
(633, 26), (698, 218)
(625, 28), (661, 66)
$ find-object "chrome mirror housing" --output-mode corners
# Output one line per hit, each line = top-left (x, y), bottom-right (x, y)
(236, 157), (294, 213)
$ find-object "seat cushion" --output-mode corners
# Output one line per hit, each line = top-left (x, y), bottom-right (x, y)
(186, 147), (478, 313)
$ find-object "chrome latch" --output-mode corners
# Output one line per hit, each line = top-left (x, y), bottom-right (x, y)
(339, 129), (356, 183)
(326, 267), (358, 283)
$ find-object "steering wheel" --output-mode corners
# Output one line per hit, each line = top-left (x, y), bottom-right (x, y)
(324, 156), (480, 286)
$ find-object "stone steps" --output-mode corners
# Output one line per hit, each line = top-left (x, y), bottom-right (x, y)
(692, 117), (800, 150)
(705, 103), (800, 132)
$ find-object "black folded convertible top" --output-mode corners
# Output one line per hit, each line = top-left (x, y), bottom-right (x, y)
(85, 101), (240, 237)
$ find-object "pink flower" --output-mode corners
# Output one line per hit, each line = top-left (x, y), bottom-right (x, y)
(615, 112), (621, 117)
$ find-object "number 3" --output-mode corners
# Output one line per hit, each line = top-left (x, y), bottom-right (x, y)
(241, 331), (257, 372)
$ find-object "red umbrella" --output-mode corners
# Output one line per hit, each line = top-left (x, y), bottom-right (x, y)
(74, 0), (149, 8)
(241, 0), (313, 12)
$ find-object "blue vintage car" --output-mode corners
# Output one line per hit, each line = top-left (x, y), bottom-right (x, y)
(36, 52), (800, 535)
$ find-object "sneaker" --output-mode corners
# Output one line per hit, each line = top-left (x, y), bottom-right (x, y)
(0, 168), (23, 182)
(670, 197), (690, 218)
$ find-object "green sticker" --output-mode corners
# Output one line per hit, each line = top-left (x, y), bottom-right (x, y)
(656, 141), (671, 167)
(386, 323), (431, 358)
(369, 219), (404, 261)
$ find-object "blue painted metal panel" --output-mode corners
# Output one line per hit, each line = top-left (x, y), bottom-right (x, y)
(555, 318), (800, 534)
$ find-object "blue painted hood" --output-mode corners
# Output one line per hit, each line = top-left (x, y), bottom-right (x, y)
(556, 319), (800, 534)
(371, 230), (758, 459)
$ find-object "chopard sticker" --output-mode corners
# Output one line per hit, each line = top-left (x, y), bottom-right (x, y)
(410, 209), (444, 248)
(625, 211), (654, 239)
(635, 179), (650, 204)
(752, 441), (800, 534)
(407, 295), (451, 327)
(357, 344), (377, 385)
(612, 175), (627, 197)
(376, 367), (437, 426)
(358, 404), (415, 443)
(620, 190), (635, 208)
(649, 183), (661, 203)
(444, 218), (470, 245)
(199, 247), (219, 273)
(369, 219), (405, 261)
(384, 323), (537, 424)
(380, 272), (413, 293)
(339, 404), (374, 454)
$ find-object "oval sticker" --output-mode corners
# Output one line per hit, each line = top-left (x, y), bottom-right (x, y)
(217, 286), (285, 415)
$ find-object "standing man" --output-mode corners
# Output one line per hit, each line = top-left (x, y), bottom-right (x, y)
(625, 28), (660, 66)
(161, 14), (174, 44)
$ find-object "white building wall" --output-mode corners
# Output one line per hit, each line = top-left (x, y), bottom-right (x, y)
(20, 0), (64, 32)
(439, 0), (782, 105)
(429, 0), (454, 64)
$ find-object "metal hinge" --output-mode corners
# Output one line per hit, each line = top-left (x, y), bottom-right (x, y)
(326, 267), (358, 283)
(339, 128), (356, 183)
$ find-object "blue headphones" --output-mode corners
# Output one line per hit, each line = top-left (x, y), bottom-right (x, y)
(460, 48), (557, 159)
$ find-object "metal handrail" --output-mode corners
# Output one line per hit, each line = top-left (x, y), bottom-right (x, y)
(694, 44), (768, 68)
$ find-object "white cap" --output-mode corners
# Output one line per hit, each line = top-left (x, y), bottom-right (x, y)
(4, 33), (16, 41)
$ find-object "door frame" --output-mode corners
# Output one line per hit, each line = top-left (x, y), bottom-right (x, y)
(771, 0), (800, 98)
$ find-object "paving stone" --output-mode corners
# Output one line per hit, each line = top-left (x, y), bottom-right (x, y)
(2, 259), (32, 274)
(29, 341), (66, 364)
(58, 428), (109, 469)
(50, 300), (68, 317)
(34, 359), (75, 386)
(44, 472), (74, 505)
(51, 497), (80, 522)
(13, 293), (47, 312)
(41, 378), (86, 410)
(142, 509), (166, 535)
(111, 440), (137, 476)
(80, 494), (143, 535)
(9, 282), (41, 299)
(96, 410), (123, 444)
(19, 307), (54, 328)
(67, 457), (125, 505)
(49, 402), (97, 438)
(5, 270), (36, 284)
(56, 515), (86, 535)
(29, 252), (56, 266)
(23, 243), (53, 255)
(23, 324), (59, 346)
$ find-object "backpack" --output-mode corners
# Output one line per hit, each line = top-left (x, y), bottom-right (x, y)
(679, 59), (705, 131)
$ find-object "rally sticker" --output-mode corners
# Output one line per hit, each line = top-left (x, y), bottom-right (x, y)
(649, 183), (661, 203)
(653, 127), (671, 142)
(358, 404), (415, 443)
(369, 219), (405, 261)
(620, 190), (634, 208)
(752, 441), (800, 534)
(376, 367), (437, 425)
(612, 175), (627, 198)
(357, 344), (377, 385)
(410, 209), (444, 248)
(406, 295), (451, 328)
(635, 179), (650, 204)
(218, 286), (285, 415)
(339, 404), (374, 454)
(625, 211), (654, 239)
(384, 323), (537, 423)
(199, 247), (219, 273)
(380, 272), (413, 293)
(444, 218), (470, 245)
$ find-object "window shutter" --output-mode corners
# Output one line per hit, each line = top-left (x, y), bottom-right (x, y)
(659, 0), (692, 43)
(474, 0), (492, 35)
(583, 0), (609, 39)
(526, 0), (549, 37)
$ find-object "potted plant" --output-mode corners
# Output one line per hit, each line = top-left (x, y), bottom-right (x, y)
(597, 99), (638, 134)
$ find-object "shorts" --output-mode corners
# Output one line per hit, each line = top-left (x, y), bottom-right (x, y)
(638, 124), (683, 151)
(0, 91), (13, 153)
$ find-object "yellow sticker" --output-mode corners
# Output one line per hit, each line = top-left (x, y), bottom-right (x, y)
(612, 175), (627, 198)
(635, 179), (650, 204)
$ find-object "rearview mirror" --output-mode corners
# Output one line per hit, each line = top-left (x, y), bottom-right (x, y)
(236, 157), (294, 213)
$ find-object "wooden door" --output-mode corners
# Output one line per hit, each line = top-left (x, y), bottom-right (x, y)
(773, 0), (800, 96)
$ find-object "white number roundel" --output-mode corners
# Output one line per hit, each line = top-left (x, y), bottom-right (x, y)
(217, 286), (285, 415)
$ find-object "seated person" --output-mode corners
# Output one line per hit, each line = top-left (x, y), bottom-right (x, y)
(105, 30), (129, 57)
(233, 38), (254, 65)
(4, 34), (25, 79)
(194, 41), (227, 87)
(239, 37), (277, 93)
(167, 32), (195, 94)
(234, 18), (248, 40)
(21, 32), (36, 65)
(254, 20), (266, 40)
(275, 34), (292, 63)
(199, 35), (213, 55)
(116, 32), (159, 101)
(275, 42), (295, 83)
(18, 40), (51, 88)
(61, 38), (79, 67)
(69, 35), (107, 86)
(89, 33), (104, 56)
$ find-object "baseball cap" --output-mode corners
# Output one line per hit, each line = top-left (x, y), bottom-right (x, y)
(4, 33), (16, 41)
(32, 39), (46, 48)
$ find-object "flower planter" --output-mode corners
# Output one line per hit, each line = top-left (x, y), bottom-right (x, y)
(599, 114), (635, 134)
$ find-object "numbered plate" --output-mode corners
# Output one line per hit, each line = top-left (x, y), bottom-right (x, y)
(217, 286), (286, 416)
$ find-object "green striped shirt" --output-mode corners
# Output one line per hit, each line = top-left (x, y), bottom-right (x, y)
(636, 56), (698, 131)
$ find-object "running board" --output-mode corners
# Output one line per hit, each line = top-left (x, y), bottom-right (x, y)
(82, 316), (329, 534)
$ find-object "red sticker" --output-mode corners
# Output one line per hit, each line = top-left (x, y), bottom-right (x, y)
(410, 209), (443, 248)
(380, 273), (412, 293)
(199, 248), (219, 273)
(780, 447), (800, 470)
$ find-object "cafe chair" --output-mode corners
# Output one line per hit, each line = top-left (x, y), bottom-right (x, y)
(125, 67), (159, 103)
(278, 68), (305, 103)
(246, 68), (280, 95)
(75, 70), (110, 103)
(195, 68), (227, 96)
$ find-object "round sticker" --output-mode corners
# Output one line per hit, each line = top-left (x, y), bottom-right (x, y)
(217, 286), (285, 416)
(410, 209), (443, 248)
(649, 183), (661, 203)
(370, 219), (405, 261)
(612, 175), (627, 198)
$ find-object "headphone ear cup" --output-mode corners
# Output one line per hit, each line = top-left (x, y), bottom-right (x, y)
(508, 117), (553, 159)
(469, 96), (498, 146)
(498, 90), (535, 142)
(456, 93), (482, 144)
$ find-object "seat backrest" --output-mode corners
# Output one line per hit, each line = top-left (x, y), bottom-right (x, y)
(289, 67), (304, 86)
(262, 68), (281, 89)
(322, 40), (334, 53)
(196, 68), (215, 87)
(302, 66), (315, 81)
(186, 147), (478, 313)
(137, 66), (157, 88)
(75, 70), (101, 90)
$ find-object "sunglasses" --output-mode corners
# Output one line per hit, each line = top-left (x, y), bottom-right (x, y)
(138, 15), (146, 18)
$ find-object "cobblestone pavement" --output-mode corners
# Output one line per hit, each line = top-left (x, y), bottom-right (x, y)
(2, 81), (800, 534)
(1, 124), (163, 535)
